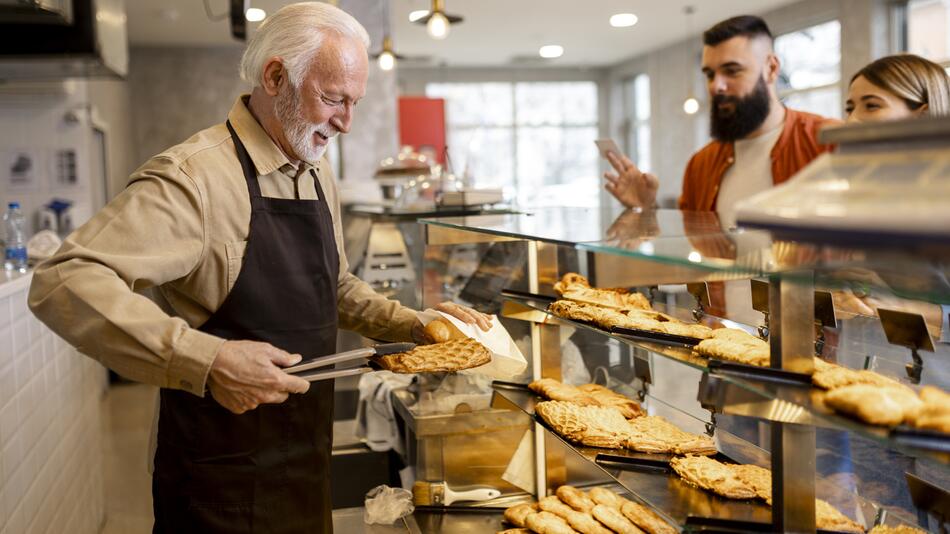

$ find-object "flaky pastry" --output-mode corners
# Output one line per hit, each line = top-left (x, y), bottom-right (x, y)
(577, 384), (644, 419)
(529, 378), (599, 406)
(693, 328), (769, 367)
(535, 402), (630, 449)
(824, 383), (922, 427)
(669, 456), (757, 500)
(376, 337), (491, 373)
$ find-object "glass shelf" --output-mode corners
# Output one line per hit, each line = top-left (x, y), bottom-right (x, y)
(490, 383), (882, 532)
(501, 293), (950, 466)
(421, 206), (950, 304)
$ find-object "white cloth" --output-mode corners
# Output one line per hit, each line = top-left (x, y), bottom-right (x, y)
(355, 371), (414, 454)
(716, 122), (783, 229)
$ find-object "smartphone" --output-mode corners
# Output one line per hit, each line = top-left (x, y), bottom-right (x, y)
(594, 138), (622, 159)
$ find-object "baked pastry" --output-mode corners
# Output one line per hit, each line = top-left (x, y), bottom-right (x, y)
(731, 464), (772, 503)
(868, 525), (928, 534)
(693, 328), (769, 367)
(553, 272), (652, 311)
(539, 496), (612, 534)
(497, 529), (532, 534)
(525, 511), (580, 534)
(577, 384), (645, 419)
(815, 498), (864, 533)
(669, 456), (757, 500)
(620, 501), (678, 534)
(587, 487), (627, 509)
(376, 337), (491, 373)
(591, 504), (646, 534)
(530, 378), (600, 406)
(504, 503), (539, 528)
(555, 486), (597, 513)
(812, 360), (904, 390)
(538, 496), (578, 519)
(535, 401), (630, 449)
(549, 299), (709, 340)
(824, 383), (923, 427)
(906, 385), (950, 433)
(625, 416), (717, 456)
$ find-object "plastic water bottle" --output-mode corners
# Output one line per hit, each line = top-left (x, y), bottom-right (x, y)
(4, 202), (28, 273)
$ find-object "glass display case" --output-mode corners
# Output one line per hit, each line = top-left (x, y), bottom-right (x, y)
(411, 205), (949, 533)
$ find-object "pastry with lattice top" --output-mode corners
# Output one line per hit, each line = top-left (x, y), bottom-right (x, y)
(669, 456), (757, 500)
(625, 416), (717, 456)
(535, 401), (630, 449)
(376, 337), (491, 373)
(529, 378), (600, 406)
(577, 383), (644, 419)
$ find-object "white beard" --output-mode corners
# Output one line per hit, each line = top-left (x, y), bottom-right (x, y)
(274, 84), (338, 164)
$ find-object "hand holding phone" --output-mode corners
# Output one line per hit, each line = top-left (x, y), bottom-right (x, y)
(594, 138), (622, 159)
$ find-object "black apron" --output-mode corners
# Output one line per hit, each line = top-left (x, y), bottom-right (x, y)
(153, 121), (339, 533)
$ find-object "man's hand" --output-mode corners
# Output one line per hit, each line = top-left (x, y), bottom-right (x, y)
(207, 340), (311, 414)
(411, 302), (493, 344)
(604, 151), (660, 209)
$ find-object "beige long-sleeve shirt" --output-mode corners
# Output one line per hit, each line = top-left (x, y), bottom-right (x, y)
(28, 96), (419, 396)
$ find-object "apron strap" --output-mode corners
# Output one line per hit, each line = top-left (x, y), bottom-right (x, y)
(226, 120), (263, 199)
(311, 169), (326, 203)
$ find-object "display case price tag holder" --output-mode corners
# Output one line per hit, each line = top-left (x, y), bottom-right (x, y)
(877, 308), (935, 384)
(687, 282), (711, 321)
(751, 280), (840, 355)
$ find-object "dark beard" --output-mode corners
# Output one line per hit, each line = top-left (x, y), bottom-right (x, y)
(710, 76), (771, 142)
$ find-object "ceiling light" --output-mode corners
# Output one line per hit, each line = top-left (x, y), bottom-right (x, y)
(413, 0), (463, 40)
(610, 13), (638, 27)
(245, 8), (265, 22)
(427, 12), (449, 39)
(683, 97), (700, 115)
(378, 50), (395, 71)
(539, 45), (564, 59)
(409, 10), (429, 22)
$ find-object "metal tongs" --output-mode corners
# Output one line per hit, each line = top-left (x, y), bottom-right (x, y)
(282, 342), (415, 382)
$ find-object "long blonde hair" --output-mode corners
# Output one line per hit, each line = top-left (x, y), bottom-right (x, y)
(851, 54), (950, 116)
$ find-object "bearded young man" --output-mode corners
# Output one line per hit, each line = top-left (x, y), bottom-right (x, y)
(29, 3), (488, 532)
(605, 15), (840, 227)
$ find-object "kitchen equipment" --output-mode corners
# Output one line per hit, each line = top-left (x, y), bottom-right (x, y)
(283, 342), (415, 382)
(411, 481), (500, 506)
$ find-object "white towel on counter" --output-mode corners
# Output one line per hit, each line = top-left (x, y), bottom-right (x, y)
(355, 371), (414, 454)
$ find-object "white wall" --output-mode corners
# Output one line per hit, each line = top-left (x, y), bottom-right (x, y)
(0, 81), (104, 237)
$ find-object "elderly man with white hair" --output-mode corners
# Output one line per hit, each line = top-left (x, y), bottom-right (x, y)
(28, 3), (489, 532)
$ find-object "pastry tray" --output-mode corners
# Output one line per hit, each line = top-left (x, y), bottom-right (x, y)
(706, 359), (814, 386)
(610, 325), (704, 347)
(889, 426), (950, 453)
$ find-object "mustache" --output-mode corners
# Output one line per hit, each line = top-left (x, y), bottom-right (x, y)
(314, 124), (340, 139)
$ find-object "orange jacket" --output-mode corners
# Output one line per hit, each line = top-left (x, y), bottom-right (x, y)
(678, 108), (837, 211)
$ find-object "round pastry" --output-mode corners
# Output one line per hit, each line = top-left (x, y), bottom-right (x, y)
(424, 319), (451, 343)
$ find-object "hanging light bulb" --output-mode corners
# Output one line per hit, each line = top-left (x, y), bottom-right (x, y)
(427, 11), (449, 39)
(378, 35), (396, 71)
(414, 0), (462, 40)
(683, 97), (700, 115)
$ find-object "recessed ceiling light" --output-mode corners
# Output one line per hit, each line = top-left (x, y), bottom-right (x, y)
(408, 9), (429, 22)
(539, 45), (564, 59)
(245, 8), (266, 22)
(610, 13), (638, 27)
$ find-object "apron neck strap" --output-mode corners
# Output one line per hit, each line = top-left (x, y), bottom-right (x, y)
(226, 120), (263, 199)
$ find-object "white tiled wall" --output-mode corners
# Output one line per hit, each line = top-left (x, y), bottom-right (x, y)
(0, 274), (107, 534)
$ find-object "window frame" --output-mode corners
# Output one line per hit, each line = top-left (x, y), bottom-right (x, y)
(774, 18), (843, 119)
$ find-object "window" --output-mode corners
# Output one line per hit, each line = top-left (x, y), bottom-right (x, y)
(426, 81), (599, 207)
(622, 74), (651, 173)
(775, 20), (842, 118)
(907, 0), (950, 68)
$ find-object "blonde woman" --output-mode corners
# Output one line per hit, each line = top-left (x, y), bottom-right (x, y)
(846, 53), (950, 122)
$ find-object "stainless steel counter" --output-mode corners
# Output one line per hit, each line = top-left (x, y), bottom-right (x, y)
(332, 506), (507, 534)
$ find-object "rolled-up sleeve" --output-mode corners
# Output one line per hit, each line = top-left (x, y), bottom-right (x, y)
(28, 156), (223, 396)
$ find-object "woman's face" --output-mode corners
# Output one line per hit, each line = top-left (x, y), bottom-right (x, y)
(845, 75), (925, 123)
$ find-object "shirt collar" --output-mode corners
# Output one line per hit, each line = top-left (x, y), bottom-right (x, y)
(227, 95), (294, 177)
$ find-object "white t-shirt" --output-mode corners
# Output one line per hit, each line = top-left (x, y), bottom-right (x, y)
(715, 122), (783, 229)
(715, 122), (783, 323)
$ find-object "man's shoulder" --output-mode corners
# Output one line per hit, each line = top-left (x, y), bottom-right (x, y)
(787, 108), (842, 131)
(133, 122), (237, 186)
(688, 139), (730, 167)
(154, 122), (232, 168)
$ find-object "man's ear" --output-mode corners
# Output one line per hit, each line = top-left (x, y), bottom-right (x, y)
(261, 57), (286, 97)
(915, 103), (930, 117)
(765, 53), (781, 84)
